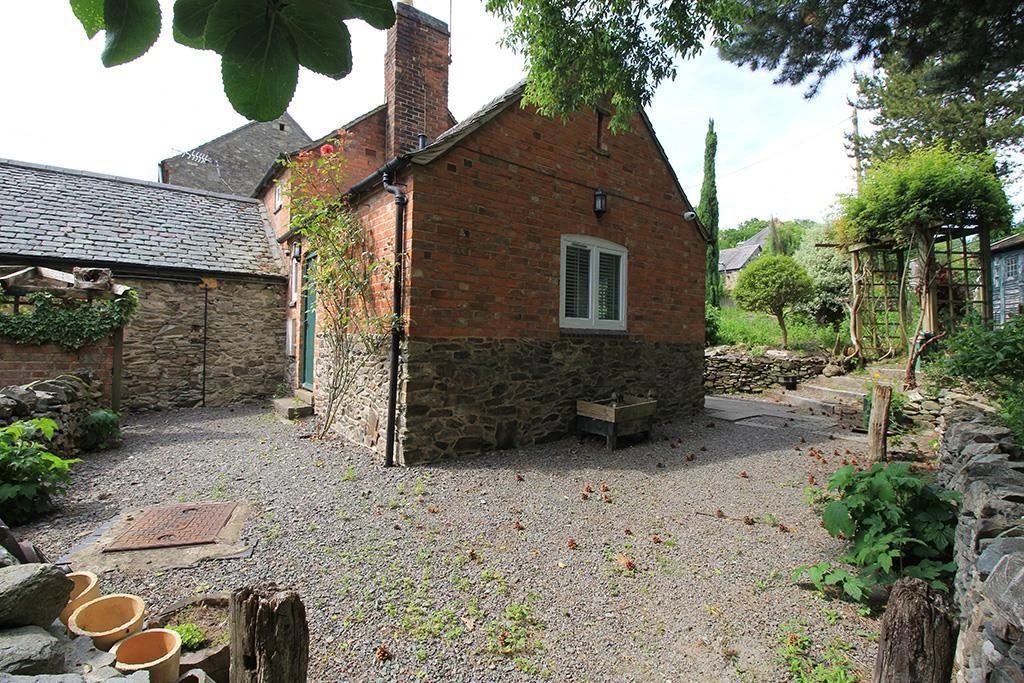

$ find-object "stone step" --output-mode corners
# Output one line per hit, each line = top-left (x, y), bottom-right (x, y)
(273, 397), (313, 420)
(800, 382), (871, 400)
(294, 388), (314, 405)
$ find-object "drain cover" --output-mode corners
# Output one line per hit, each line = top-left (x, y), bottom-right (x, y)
(104, 502), (238, 552)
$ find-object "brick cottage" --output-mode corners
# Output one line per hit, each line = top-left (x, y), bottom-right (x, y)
(175, 2), (710, 464)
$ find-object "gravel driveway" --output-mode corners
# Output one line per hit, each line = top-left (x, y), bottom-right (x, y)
(20, 400), (880, 681)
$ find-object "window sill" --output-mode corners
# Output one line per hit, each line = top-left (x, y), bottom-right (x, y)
(560, 327), (628, 337)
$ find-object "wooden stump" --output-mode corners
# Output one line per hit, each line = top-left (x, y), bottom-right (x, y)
(229, 583), (309, 683)
(873, 577), (957, 683)
(866, 384), (892, 465)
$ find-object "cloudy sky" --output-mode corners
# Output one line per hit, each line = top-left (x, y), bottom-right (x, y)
(1, 1), (868, 229)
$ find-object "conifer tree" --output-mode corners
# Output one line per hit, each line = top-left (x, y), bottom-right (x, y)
(697, 119), (720, 307)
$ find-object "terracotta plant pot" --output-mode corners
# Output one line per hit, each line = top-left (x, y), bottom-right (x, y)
(68, 593), (146, 651)
(59, 571), (101, 627)
(148, 593), (230, 683)
(112, 628), (182, 683)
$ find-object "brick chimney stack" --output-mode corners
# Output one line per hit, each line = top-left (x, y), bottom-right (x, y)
(385, 1), (451, 158)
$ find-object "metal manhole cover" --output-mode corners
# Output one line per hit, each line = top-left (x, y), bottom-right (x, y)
(103, 502), (238, 552)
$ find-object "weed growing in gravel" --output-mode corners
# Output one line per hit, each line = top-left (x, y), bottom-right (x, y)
(777, 620), (857, 682)
(484, 601), (543, 657)
(803, 485), (832, 507)
(480, 567), (509, 595)
(340, 466), (357, 481)
(413, 477), (427, 496)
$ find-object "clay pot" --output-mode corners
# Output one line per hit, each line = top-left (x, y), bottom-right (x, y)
(59, 571), (100, 627)
(112, 628), (182, 683)
(148, 593), (230, 683)
(68, 593), (146, 651)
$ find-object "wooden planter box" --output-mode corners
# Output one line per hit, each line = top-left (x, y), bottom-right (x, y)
(576, 396), (657, 450)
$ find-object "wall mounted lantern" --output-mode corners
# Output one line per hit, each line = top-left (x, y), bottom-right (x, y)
(594, 188), (608, 217)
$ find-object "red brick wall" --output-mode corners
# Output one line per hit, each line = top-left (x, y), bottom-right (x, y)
(0, 338), (114, 402)
(385, 3), (450, 157)
(406, 102), (705, 344)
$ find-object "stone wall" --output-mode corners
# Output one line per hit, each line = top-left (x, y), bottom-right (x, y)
(0, 339), (114, 403)
(703, 346), (827, 394)
(938, 408), (1024, 681)
(398, 336), (704, 464)
(314, 334), (393, 453)
(0, 371), (103, 456)
(120, 276), (287, 411)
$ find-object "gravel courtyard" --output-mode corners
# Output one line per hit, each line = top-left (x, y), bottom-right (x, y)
(20, 400), (881, 681)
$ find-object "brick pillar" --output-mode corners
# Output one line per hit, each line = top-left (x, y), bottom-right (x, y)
(384, 1), (450, 158)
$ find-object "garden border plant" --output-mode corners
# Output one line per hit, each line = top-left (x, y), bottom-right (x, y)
(0, 418), (80, 525)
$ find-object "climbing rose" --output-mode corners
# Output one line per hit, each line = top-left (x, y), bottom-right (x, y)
(320, 143), (335, 155)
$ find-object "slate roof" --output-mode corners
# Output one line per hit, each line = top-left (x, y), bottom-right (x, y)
(992, 233), (1024, 253)
(160, 112), (311, 196)
(719, 244), (762, 272)
(0, 159), (283, 278)
(739, 226), (771, 249)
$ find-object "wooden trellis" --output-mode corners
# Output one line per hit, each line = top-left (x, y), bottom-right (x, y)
(850, 244), (908, 359)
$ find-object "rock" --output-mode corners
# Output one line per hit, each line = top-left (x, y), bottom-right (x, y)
(0, 564), (73, 629)
(0, 676), (87, 683)
(0, 625), (64, 675)
(122, 672), (151, 682)
(921, 400), (942, 412)
(984, 553), (1024, 630)
(63, 635), (116, 674)
(0, 547), (18, 569)
(84, 666), (125, 682)
(822, 363), (843, 377)
(176, 669), (213, 683)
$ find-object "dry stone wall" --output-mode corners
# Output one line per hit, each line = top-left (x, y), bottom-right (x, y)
(0, 371), (102, 457)
(938, 408), (1024, 682)
(703, 346), (827, 394)
(120, 276), (286, 410)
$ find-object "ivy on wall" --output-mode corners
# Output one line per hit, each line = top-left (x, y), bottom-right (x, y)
(0, 291), (139, 351)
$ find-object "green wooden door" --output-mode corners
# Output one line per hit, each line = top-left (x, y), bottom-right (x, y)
(300, 258), (316, 390)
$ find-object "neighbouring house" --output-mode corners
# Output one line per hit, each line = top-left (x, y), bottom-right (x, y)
(0, 159), (287, 410)
(159, 113), (311, 196)
(214, 1), (707, 464)
(718, 243), (762, 290)
(992, 232), (1024, 324)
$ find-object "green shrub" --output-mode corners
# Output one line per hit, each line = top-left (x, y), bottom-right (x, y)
(79, 410), (122, 451)
(0, 418), (80, 525)
(170, 623), (208, 651)
(793, 462), (959, 602)
(705, 304), (721, 346)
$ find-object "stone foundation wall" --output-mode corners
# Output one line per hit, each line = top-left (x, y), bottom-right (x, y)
(0, 339), (114, 403)
(314, 334), (393, 454)
(938, 409), (1024, 681)
(703, 346), (827, 394)
(120, 276), (286, 411)
(399, 336), (704, 464)
(0, 371), (103, 456)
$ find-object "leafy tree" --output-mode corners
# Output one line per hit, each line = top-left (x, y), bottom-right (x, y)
(67, 0), (397, 121)
(765, 219), (813, 257)
(719, 0), (1024, 99)
(853, 56), (1024, 176)
(485, 0), (741, 130)
(733, 254), (812, 348)
(720, 218), (770, 249)
(793, 222), (850, 332)
(698, 119), (721, 307)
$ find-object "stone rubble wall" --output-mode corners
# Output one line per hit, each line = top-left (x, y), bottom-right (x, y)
(0, 371), (103, 457)
(938, 408), (1024, 682)
(120, 276), (287, 411)
(399, 336), (704, 464)
(703, 346), (827, 394)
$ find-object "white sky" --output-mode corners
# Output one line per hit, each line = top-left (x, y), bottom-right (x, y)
(1, 1), (877, 229)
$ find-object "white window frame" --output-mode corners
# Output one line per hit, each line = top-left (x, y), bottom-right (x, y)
(289, 252), (301, 305)
(274, 183), (283, 212)
(1006, 254), (1020, 280)
(559, 235), (628, 331)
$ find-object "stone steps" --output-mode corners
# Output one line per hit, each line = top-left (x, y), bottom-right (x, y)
(272, 394), (313, 420)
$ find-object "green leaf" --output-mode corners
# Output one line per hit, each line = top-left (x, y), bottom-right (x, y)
(204, 0), (266, 54)
(172, 0), (216, 38)
(173, 23), (207, 50)
(345, 0), (396, 29)
(822, 501), (855, 538)
(102, 0), (161, 66)
(70, 0), (105, 38)
(221, 19), (299, 121)
(281, 1), (353, 78)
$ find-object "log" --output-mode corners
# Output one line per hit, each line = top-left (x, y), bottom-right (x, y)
(866, 384), (892, 465)
(872, 577), (957, 683)
(229, 583), (309, 683)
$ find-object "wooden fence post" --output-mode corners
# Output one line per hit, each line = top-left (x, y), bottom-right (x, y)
(873, 577), (957, 683)
(229, 583), (309, 683)
(867, 383), (892, 465)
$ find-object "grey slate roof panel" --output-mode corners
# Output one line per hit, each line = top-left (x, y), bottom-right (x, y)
(992, 233), (1024, 253)
(160, 112), (311, 196)
(0, 159), (283, 277)
(719, 244), (761, 272)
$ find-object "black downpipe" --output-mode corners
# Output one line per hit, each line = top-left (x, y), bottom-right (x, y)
(202, 284), (209, 407)
(383, 168), (407, 467)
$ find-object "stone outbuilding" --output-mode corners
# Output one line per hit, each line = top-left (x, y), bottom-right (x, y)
(0, 159), (287, 410)
(219, 2), (709, 464)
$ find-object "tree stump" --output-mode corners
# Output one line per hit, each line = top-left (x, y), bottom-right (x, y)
(229, 583), (309, 683)
(873, 577), (957, 683)
(866, 383), (892, 465)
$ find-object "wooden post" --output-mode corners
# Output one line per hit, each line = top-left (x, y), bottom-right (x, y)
(867, 383), (892, 464)
(230, 583), (309, 683)
(873, 577), (957, 683)
(110, 327), (123, 413)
